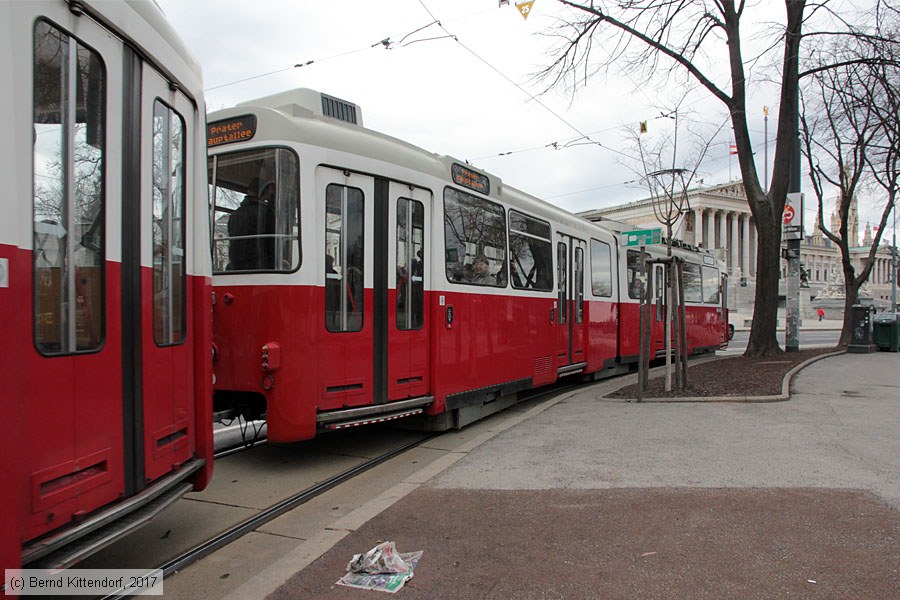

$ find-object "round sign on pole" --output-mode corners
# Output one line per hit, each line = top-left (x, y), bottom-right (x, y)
(783, 205), (795, 225)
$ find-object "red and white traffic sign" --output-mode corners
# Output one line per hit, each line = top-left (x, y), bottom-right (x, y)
(783, 192), (803, 240)
(783, 204), (795, 225)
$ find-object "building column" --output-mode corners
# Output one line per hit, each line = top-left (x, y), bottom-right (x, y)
(718, 211), (727, 257)
(730, 212), (740, 275)
(693, 208), (704, 247)
(706, 210), (716, 250)
(742, 213), (751, 277)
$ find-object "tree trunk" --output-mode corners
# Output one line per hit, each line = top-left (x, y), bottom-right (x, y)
(745, 203), (784, 356)
(734, 1), (805, 357)
(839, 266), (861, 346)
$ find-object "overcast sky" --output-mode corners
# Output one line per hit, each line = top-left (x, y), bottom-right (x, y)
(155, 0), (890, 237)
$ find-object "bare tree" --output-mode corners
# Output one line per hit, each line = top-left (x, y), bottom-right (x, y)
(800, 2), (900, 344)
(540, 0), (886, 356)
(625, 101), (720, 389)
(626, 100), (723, 250)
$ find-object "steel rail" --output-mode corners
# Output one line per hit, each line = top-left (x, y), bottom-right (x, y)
(102, 433), (434, 599)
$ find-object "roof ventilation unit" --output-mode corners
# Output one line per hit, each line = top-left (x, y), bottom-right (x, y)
(237, 88), (363, 126)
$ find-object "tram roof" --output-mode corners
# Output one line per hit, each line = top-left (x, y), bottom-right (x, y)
(209, 89), (612, 237)
(81, 0), (204, 96)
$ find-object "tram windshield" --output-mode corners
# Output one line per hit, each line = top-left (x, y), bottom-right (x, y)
(209, 147), (300, 273)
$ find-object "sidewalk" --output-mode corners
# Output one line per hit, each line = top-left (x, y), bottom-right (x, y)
(731, 311), (845, 331)
(256, 352), (900, 599)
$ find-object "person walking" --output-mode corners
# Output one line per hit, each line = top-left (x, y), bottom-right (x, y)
(817, 307), (825, 321)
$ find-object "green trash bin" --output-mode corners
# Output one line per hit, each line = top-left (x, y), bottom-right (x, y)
(873, 313), (900, 352)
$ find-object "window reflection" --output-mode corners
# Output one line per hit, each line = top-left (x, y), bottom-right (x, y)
(397, 198), (424, 330)
(590, 239), (612, 297)
(443, 188), (507, 287)
(325, 184), (364, 332)
(152, 100), (186, 345)
(508, 210), (552, 291)
(33, 20), (105, 355)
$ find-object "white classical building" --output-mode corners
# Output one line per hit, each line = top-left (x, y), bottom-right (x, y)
(577, 181), (897, 315)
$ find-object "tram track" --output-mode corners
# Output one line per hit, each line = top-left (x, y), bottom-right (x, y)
(213, 438), (268, 460)
(102, 432), (435, 600)
(94, 382), (595, 598)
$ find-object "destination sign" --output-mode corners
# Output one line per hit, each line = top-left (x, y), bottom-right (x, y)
(207, 114), (257, 147)
(622, 228), (662, 247)
(451, 163), (490, 195)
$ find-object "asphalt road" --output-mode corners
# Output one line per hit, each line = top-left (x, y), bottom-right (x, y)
(723, 330), (840, 353)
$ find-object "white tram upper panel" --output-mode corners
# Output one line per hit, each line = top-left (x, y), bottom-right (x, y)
(209, 88), (610, 240)
(2, 0), (206, 253)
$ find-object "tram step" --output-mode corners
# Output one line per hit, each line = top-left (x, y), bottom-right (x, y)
(323, 408), (425, 430)
(23, 460), (204, 569)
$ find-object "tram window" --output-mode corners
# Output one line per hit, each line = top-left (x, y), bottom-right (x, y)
(209, 147), (300, 273)
(396, 198), (425, 331)
(575, 246), (584, 323)
(590, 239), (612, 297)
(702, 266), (721, 304)
(325, 184), (364, 333)
(626, 250), (647, 300)
(33, 20), (106, 355)
(508, 210), (552, 291)
(683, 262), (703, 302)
(557, 242), (567, 324)
(152, 101), (186, 346)
(443, 188), (507, 287)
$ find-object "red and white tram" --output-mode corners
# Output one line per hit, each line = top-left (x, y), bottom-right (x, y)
(1, 0), (212, 571)
(207, 89), (728, 444)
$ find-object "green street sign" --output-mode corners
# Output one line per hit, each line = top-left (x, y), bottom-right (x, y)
(622, 228), (662, 247)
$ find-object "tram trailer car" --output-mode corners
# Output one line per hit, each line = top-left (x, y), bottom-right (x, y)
(207, 89), (728, 444)
(616, 241), (730, 362)
(1, 0), (213, 572)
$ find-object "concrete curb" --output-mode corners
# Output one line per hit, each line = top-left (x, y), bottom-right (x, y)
(626, 349), (847, 404)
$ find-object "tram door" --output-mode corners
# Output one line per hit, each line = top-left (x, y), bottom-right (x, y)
(22, 7), (198, 543)
(26, 9), (129, 543)
(320, 169), (431, 410)
(387, 182), (430, 401)
(651, 262), (667, 351)
(555, 235), (587, 369)
(138, 68), (197, 484)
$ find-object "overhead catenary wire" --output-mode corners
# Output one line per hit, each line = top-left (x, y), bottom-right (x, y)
(415, 0), (639, 163)
(204, 2), (787, 210)
(202, 5), (496, 93)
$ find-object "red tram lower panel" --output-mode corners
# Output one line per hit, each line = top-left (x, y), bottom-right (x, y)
(2, 249), (212, 570)
(211, 280), (624, 443)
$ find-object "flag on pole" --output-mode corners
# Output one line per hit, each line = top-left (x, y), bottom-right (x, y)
(729, 144), (738, 155)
